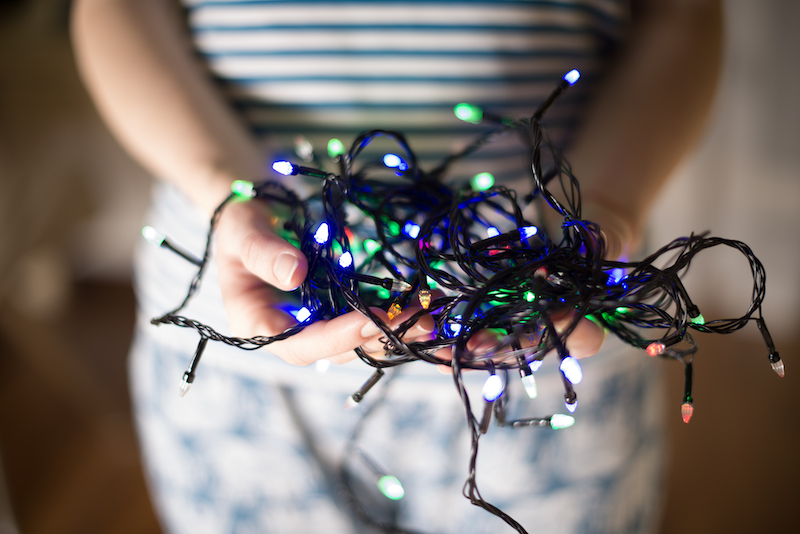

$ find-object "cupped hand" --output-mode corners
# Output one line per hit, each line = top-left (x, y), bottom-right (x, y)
(215, 198), (396, 366)
(433, 208), (635, 373)
(434, 312), (607, 374)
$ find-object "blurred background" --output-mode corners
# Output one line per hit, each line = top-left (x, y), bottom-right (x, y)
(0, 1), (797, 533)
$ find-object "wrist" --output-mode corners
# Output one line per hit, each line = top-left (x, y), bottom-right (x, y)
(192, 161), (263, 217)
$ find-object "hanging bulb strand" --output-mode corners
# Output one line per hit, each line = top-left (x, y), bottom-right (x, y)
(681, 361), (694, 423)
(142, 226), (202, 266)
(179, 336), (208, 397)
(346, 368), (386, 408)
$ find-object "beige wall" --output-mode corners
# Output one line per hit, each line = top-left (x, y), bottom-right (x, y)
(650, 1), (800, 337)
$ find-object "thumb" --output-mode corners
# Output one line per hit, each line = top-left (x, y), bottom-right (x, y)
(240, 230), (308, 290)
(219, 200), (308, 291)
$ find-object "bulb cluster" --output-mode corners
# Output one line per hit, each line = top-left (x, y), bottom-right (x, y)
(145, 71), (782, 534)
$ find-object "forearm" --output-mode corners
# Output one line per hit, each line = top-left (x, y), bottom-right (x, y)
(72, 0), (264, 215)
(568, 0), (723, 254)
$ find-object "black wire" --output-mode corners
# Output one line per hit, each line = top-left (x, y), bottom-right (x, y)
(148, 77), (779, 534)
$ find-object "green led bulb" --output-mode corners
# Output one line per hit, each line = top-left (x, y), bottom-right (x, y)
(377, 475), (405, 500)
(690, 313), (705, 325)
(327, 138), (345, 158)
(550, 414), (575, 430)
(470, 172), (495, 191)
(524, 291), (536, 302)
(454, 103), (483, 124)
(141, 226), (165, 247)
(363, 239), (381, 255)
(231, 180), (255, 198)
(386, 220), (401, 237)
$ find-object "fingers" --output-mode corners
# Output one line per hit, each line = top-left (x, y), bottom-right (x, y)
(433, 329), (498, 375)
(551, 311), (607, 359)
(360, 308), (435, 353)
(217, 200), (308, 291)
(216, 199), (311, 342)
(323, 306), (437, 365)
(435, 308), (607, 375)
(267, 309), (390, 366)
(240, 231), (307, 291)
(216, 199), (439, 367)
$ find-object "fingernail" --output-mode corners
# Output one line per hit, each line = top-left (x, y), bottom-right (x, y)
(361, 321), (381, 338)
(418, 318), (435, 333)
(273, 252), (299, 286)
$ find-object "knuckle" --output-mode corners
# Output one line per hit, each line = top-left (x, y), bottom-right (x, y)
(240, 232), (270, 272)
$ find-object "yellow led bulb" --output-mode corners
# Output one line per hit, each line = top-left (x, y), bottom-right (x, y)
(387, 302), (402, 320)
(418, 289), (431, 310)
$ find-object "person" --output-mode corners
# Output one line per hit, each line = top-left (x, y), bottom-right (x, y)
(72, 1), (722, 533)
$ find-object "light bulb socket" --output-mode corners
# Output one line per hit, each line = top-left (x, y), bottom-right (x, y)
(349, 368), (385, 406)
(479, 400), (493, 434)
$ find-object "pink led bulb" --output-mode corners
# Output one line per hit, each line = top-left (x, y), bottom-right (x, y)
(646, 342), (665, 357)
(681, 402), (694, 424)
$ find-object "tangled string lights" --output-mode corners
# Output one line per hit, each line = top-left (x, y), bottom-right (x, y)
(144, 71), (783, 533)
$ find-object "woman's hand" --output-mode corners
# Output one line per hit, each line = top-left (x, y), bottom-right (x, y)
(215, 198), (437, 366)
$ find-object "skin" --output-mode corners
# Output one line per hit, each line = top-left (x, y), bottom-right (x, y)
(72, 0), (722, 367)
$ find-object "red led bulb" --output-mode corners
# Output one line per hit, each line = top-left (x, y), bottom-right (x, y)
(681, 402), (694, 424)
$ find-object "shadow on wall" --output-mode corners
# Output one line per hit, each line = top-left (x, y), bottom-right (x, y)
(649, 0), (800, 337)
(0, 0), (153, 322)
(0, 2), (159, 533)
(650, 2), (800, 532)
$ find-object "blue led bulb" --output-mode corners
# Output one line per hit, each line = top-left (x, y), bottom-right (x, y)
(272, 160), (295, 176)
(338, 251), (353, 269)
(314, 222), (330, 245)
(563, 69), (581, 86)
(294, 307), (312, 322)
(559, 356), (583, 384)
(402, 221), (421, 239)
(383, 153), (408, 171)
(482, 374), (504, 402)
(383, 153), (402, 167)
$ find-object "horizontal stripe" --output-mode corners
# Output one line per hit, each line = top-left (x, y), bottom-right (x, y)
(182, 0), (625, 25)
(255, 123), (576, 146)
(197, 48), (595, 58)
(249, 119), (573, 135)
(213, 74), (589, 84)
(229, 94), (586, 109)
(193, 23), (603, 33)
(204, 55), (596, 78)
(220, 79), (592, 104)
(187, 4), (620, 28)
(237, 102), (580, 125)
(193, 30), (602, 53)
(178, 0), (621, 162)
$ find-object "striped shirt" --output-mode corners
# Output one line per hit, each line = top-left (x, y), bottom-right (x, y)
(181, 0), (628, 182)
